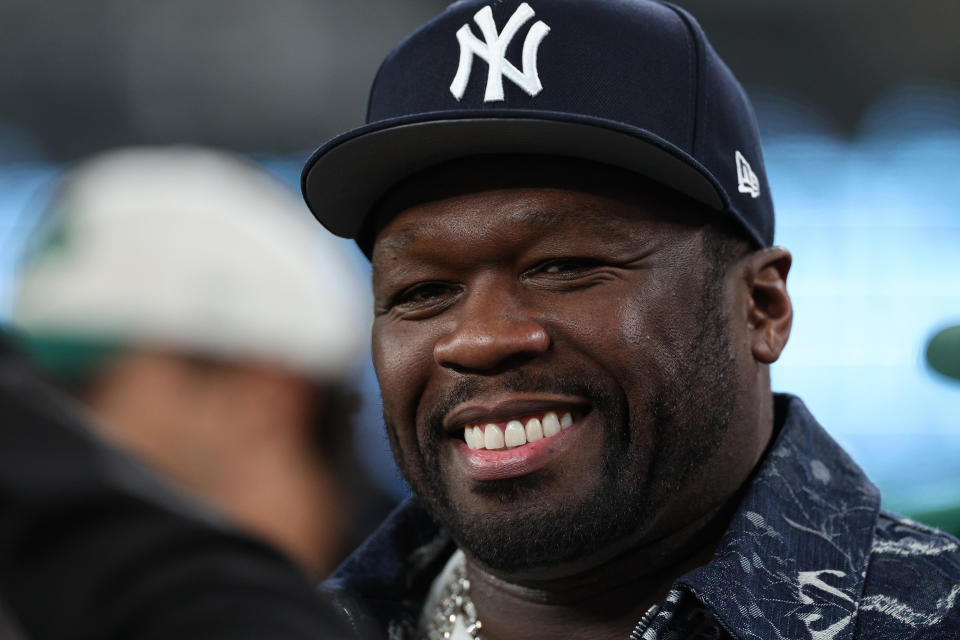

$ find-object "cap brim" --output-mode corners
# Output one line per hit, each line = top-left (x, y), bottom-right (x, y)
(302, 110), (730, 245)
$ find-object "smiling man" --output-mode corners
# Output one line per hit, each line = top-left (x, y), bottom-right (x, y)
(301, 1), (960, 639)
(367, 157), (776, 592)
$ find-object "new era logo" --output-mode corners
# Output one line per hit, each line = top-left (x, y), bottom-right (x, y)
(735, 150), (760, 199)
(449, 3), (551, 103)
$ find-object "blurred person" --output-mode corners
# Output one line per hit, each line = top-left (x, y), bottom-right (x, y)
(10, 146), (391, 579)
(0, 327), (373, 639)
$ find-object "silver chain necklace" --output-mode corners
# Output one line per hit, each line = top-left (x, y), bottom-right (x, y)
(426, 555), (482, 640)
(425, 552), (663, 640)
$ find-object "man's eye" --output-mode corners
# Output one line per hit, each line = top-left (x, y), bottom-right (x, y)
(538, 258), (602, 275)
(392, 282), (456, 307)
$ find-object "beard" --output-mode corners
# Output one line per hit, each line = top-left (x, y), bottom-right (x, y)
(384, 289), (738, 574)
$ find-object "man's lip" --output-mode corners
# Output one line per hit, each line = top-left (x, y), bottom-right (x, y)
(442, 394), (589, 433)
(455, 417), (582, 481)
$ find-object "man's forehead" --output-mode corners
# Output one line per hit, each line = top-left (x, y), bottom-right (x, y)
(368, 155), (701, 255)
(374, 199), (622, 258)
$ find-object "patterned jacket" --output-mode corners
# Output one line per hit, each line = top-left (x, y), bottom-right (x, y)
(322, 395), (960, 639)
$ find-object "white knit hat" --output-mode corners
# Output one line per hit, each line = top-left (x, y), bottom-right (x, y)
(12, 146), (369, 382)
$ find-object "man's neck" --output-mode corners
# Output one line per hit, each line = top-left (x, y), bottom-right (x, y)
(463, 499), (735, 640)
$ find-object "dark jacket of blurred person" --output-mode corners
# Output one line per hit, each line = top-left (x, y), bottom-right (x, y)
(9, 147), (394, 579)
(0, 331), (373, 639)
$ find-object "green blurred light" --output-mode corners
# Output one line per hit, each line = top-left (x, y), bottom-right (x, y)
(927, 325), (960, 381)
(906, 503), (960, 539)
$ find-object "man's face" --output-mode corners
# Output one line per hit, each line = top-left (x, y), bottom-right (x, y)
(371, 160), (750, 575)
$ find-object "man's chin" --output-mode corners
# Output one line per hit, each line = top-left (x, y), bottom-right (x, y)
(423, 473), (651, 575)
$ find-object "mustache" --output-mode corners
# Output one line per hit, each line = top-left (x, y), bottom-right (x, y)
(421, 370), (619, 436)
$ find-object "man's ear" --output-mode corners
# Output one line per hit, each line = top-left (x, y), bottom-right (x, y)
(744, 247), (793, 364)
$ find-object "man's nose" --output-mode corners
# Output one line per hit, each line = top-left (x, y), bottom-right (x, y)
(433, 289), (550, 372)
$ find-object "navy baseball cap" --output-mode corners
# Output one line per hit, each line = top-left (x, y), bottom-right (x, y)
(302, 0), (774, 253)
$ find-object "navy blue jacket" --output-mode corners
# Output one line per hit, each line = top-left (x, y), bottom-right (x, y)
(323, 395), (960, 639)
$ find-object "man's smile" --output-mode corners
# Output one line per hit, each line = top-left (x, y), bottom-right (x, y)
(462, 409), (575, 450)
(439, 395), (592, 481)
(455, 416), (587, 482)
(443, 395), (585, 448)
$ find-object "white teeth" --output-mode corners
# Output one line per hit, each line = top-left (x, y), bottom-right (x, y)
(542, 411), (561, 437)
(504, 420), (527, 448)
(465, 426), (483, 449)
(464, 411), (577, 450)
(483, 423), (505, 450)
(525, 417), (544, 442)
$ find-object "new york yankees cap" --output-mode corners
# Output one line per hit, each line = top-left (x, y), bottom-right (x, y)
(302, 0), (775, 252)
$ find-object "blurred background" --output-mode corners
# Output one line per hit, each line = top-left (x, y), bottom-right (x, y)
(0, 0), (958, 536)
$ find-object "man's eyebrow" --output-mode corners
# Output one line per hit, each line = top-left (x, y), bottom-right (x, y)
(508, 205), (616, 230)
(375, 223), (425, 257)
(506, 205), (638, 245)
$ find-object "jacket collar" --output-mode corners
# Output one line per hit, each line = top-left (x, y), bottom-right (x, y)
(329, 394), (882, 639)
(677, 394), (881, 640)
(325, 495), (452, 637)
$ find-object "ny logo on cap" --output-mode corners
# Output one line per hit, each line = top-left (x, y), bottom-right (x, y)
(735, 150), (761, 199)
(450, 3), (551, 102)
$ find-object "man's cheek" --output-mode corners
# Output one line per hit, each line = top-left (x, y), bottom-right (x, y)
(383, 411), (429, 491)
(615, 297), (690, 373)
(374, 348), (420, 425)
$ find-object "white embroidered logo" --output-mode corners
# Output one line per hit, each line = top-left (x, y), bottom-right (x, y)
(449, 3), (551, 102)
(735, 150), (761, 198)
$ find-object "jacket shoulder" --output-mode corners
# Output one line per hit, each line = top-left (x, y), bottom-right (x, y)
(855, 511), (960, 639)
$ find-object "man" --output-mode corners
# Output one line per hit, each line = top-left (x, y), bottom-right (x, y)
(11, 147), (390, 578)
(0, 328), (369, 639)
(299, 1), (960, 638)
